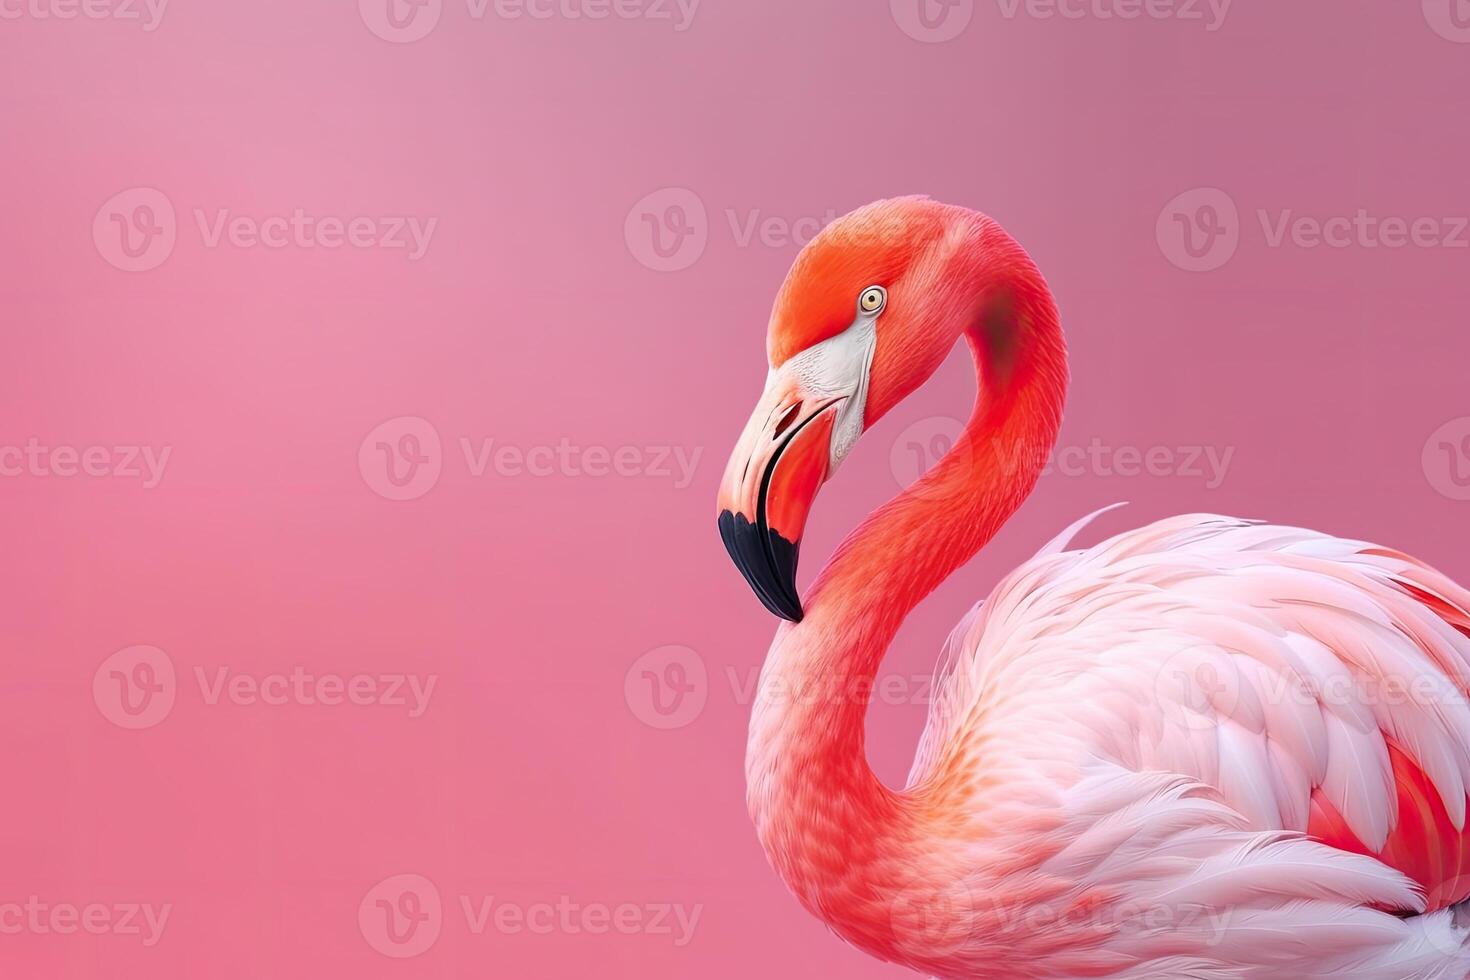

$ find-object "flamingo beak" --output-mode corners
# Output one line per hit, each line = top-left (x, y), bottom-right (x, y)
(717, 379), (841, 622)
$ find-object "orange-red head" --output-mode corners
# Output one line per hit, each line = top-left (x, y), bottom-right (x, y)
(717, 197), (1038, 621)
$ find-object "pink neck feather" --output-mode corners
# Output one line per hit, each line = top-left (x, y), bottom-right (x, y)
(744, 238), (1068, 961)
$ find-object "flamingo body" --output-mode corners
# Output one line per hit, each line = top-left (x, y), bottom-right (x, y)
(896, 511), (1470, 977)
(716, 197), (1470, 978)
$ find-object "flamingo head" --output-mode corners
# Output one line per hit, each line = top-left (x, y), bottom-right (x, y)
(717, 197), (1001, 621)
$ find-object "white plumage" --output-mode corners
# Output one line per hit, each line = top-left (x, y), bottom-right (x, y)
(902, 511), (1470, 978)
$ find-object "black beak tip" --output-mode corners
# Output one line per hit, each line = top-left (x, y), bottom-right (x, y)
(774, 597), (804, 624)
(718, 510), (804, 623)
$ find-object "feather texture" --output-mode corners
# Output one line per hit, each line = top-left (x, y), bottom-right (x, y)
(889, 514), (1470, 977)
(735, 200), (1470, 980)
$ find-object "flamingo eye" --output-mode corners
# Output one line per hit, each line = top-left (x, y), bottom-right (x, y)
(858, 286), (887, 315)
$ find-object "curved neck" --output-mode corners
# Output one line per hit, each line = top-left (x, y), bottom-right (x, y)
(744, 252), (1067, 954)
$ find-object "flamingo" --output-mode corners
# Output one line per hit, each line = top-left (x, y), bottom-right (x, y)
(715, 197), (1470, 979)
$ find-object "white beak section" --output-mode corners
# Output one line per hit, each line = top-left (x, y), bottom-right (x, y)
(777, 312), (877, 473)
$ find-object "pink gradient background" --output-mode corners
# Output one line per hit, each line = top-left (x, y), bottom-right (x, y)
(3, 1), (1470, 976)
